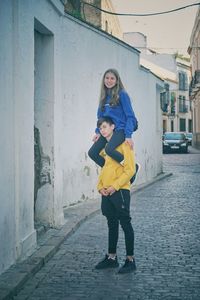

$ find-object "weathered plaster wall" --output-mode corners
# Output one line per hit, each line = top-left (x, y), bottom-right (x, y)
(0, 0), (163, 275)
(61, 15), (163, 206)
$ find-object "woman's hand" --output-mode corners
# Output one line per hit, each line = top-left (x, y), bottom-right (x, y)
(125, 138), (134, 149)
(92, 133), (101, 142)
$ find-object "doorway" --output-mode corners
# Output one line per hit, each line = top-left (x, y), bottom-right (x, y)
(34, 19), (54, 226)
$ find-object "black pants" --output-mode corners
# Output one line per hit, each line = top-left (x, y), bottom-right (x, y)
(101, 189), (134, 256)
(88, 130), (125, 167)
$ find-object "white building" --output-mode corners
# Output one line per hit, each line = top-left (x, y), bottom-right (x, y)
(188, 6), (200, 149)
(124, 32), (192, 133)
(0, 0), (164, 275)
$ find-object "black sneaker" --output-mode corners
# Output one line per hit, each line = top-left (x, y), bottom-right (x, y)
(95, 254), (119, 269)
(118, 258), (136, 274)
(130, 163), (141, 184)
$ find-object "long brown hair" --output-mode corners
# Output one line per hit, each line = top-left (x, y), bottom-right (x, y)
(99, 69), (125, 110)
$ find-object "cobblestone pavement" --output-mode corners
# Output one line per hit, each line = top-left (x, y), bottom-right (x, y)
(14, 148), (200, 300)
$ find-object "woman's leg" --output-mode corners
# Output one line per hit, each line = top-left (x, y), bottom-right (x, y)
(88, 135), (107, 167)
(105, 130), (125, 163)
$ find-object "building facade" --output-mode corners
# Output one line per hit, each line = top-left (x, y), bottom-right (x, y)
(65, 0), (123, 39)
(161, 58), (192, 134)
(188, 7), (200, 149)
(124, 32), (192, 134)
(175, 58), (192, 133)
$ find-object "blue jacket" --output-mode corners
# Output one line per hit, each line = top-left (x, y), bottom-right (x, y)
(95, 89), (137, 138)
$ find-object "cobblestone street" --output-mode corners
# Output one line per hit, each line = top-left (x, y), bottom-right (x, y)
(14, 148), (200, 300)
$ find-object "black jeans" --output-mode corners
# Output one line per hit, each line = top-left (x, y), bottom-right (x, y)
(101, 189), (134, 256)
(88, 130), (125, 167)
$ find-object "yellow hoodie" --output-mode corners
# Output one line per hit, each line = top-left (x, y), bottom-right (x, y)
(97, 142), (136, 191)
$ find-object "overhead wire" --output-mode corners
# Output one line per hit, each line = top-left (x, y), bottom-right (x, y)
(80, 1), (200, 17)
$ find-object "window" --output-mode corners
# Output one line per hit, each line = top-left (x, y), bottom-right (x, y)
(180, 118), (186, 132)
(160, 84), (170, 112)
(171, 120), (174, 132)
(164, 132), (185, 140)
(170, 92), (176, 114)
(164, 83), (170, 104)
(179, 71), (188, 91)
(179, 95), (188, 113)
(188, 119), (192, 132)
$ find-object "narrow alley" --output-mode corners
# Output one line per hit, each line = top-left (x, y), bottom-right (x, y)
(13, 148), (200, 300)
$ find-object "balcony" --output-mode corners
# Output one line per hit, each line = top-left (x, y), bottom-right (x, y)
(160, 91), (169, 113)
(161, 103), (168, 113)
(170, 105), (176, 114)
(179, 72), (188, 91)
(179, 105), (188, 113)
(189, 70), (200, 98)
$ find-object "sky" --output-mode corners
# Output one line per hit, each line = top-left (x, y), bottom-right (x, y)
(111, 0), (199, 56)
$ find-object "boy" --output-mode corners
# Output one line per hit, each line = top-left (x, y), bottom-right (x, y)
(95, 117), (136, 274)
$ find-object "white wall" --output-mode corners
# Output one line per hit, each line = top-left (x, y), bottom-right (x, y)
(142, 53), (177, 73)
(132, 66), (163, 181)
(0, 0), (16, 273)
(0, 0), (163, 274)
(61, 16), (164, 206)
(0, 0), (37, 272)
(123, 32), (147, 54)
(0, 0), (65, 274)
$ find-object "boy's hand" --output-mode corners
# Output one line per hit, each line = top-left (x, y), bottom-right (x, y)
(106, 186), (116, 195)
(99, 188), (109, 196)
(92, 133), (100, 142)
(125, 138), (134, 149)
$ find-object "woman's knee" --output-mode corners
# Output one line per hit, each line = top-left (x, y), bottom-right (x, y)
(88, 146), (98, 160)
(88, 148), (94, 159)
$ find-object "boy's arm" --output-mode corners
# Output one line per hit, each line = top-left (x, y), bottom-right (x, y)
(97, 166), (104, 191)
(112, 144), (135, 191)
(97, 150), (106, 191)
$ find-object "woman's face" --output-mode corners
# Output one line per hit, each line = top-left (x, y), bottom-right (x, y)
(104, 72), (117, 89)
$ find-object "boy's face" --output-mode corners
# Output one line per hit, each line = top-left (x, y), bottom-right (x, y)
(99, 122), (115, 140)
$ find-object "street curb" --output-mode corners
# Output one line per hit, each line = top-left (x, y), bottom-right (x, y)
(0, 172), (172, 300)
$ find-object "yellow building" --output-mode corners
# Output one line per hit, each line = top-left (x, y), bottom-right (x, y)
(188, 7), (200, 149)
(65, 0), (122, 40)
(101, 0), (122, 39)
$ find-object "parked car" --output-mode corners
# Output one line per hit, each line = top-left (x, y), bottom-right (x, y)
(186, 132), (193, 145)
(163, 132), (188, 153)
